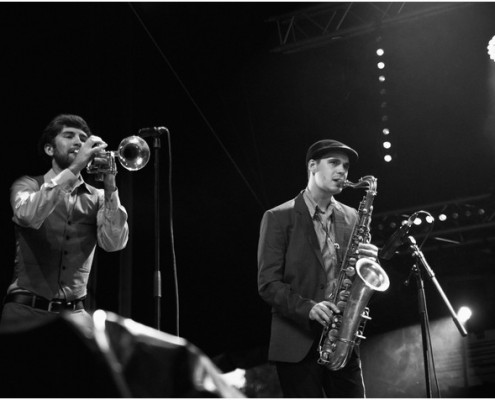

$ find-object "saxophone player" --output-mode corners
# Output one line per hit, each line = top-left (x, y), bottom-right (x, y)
(257, 139), (379, 397)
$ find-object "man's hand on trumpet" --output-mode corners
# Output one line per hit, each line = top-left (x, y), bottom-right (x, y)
(69, 135), (108, 176)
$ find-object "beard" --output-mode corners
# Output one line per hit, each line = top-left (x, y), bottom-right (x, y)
(52, 148), (74, 170)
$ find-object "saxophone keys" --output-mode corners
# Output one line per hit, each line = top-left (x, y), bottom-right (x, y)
(360, 312), (372, 321)
(345, 266), (356, 276)
(338, 290), (350, 301)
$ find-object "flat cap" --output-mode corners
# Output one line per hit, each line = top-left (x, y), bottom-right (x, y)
(305, 139), (359, 165)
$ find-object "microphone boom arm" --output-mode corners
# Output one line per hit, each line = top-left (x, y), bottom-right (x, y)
(405, 236), (467, 337)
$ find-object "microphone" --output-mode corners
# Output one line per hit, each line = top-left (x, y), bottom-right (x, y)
(378, 214), (416, 260)
(138, 126), (169, 138)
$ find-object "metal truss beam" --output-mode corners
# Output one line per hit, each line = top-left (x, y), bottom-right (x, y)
(268, 2), (473, 54)
(371, 193), (495, 251)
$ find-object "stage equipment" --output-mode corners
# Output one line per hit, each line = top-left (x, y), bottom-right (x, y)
(86, 135), (151, 181)
(382, 210), (468, 398)
(379, 212), (416, 260)
(0, 310), (244, 398)
(317, 176), (390, 371)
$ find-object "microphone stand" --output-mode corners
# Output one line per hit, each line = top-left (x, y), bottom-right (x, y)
(139, 126), (169, 331)
(404, 235), (467, 398)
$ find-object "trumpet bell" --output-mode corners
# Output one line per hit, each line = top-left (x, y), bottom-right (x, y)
(118, 135), (150, 171)
(86, 135), (151, 181)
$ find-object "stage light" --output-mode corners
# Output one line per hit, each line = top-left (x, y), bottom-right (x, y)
(384, 154), (392, 162)
(377, 62), (385, 69)
(383, 141), (391, 149)
(382, 128), (390, 135)
(457, 306), (472, 323)
(376, 48), (384, 56)
(487, 35), (495, 62)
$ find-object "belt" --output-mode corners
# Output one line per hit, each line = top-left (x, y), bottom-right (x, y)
(5, 293), (85, 313)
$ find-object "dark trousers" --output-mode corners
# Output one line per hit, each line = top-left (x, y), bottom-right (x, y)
(275, 344), (365, 398)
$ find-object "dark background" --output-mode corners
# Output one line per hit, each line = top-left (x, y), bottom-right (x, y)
(1, 0), (495, 378)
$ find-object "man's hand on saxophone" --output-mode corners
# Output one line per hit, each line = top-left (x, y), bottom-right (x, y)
(309, 301), (341, 326)
(309, 243), (379, 326)
(357, 242), (379, 262)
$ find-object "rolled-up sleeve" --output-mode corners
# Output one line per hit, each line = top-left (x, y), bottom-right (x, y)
(97, 189), (129, 252)
(11, 170), (77, 230)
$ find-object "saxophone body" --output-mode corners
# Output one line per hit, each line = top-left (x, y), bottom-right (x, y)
(317, 175), (390, 371)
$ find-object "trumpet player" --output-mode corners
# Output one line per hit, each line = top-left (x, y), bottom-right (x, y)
(0, 114), (128, 331)
(257, 139), (379, 397)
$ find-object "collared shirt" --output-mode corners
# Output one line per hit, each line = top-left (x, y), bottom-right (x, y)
(303, 188), (340, 298)
(8, 168), (129, 300)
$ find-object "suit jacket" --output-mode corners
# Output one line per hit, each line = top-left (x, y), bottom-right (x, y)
(257, 191), (358, 362)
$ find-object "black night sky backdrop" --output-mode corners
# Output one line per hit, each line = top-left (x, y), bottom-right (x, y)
(2, 1), (495, 371)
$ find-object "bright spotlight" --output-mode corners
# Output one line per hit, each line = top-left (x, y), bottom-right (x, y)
(458, 306), (472, 323)
(376, 48), (384, 56)
(377, 62), (385, 69)
(384, 154), (392, 162)
(488, 35), (495, 61)
(383, 141), (391, 149)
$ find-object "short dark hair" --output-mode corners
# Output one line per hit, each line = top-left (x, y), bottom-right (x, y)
(38, 114), (92, 159)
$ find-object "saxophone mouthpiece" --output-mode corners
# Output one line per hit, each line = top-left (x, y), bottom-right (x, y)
(342, 180), (353, 188)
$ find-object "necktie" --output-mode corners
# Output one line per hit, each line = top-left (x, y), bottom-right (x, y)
(314, 206), (337, 272)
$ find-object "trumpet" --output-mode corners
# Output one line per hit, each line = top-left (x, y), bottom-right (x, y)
(86, 135), (150, 181)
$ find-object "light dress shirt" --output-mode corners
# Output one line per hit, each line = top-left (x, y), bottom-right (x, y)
(8, 168), (129, 301)
(303, 188), (340, 299)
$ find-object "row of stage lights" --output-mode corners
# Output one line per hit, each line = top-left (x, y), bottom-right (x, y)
(374, 206), (489, 232)
(374, 35), (495, 164)
(375, 36), (393, 163)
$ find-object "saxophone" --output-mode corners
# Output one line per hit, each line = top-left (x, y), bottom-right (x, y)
(317, 175), (390, 371)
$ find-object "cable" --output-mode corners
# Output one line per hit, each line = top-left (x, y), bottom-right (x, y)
(128, 3), (265, 211)
(164, 130), (180, 337)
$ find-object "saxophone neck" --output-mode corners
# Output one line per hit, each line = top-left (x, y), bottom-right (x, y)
(343, 175), (377, 194)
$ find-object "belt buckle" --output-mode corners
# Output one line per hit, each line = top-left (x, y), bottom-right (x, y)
(47, 300), (63, 313)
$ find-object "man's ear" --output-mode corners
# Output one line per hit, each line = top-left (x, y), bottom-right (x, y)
(308, 159), (317, 174)
(44, 143), (54, 157)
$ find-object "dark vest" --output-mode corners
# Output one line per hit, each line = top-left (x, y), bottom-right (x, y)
(13, 176), (100, 300)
